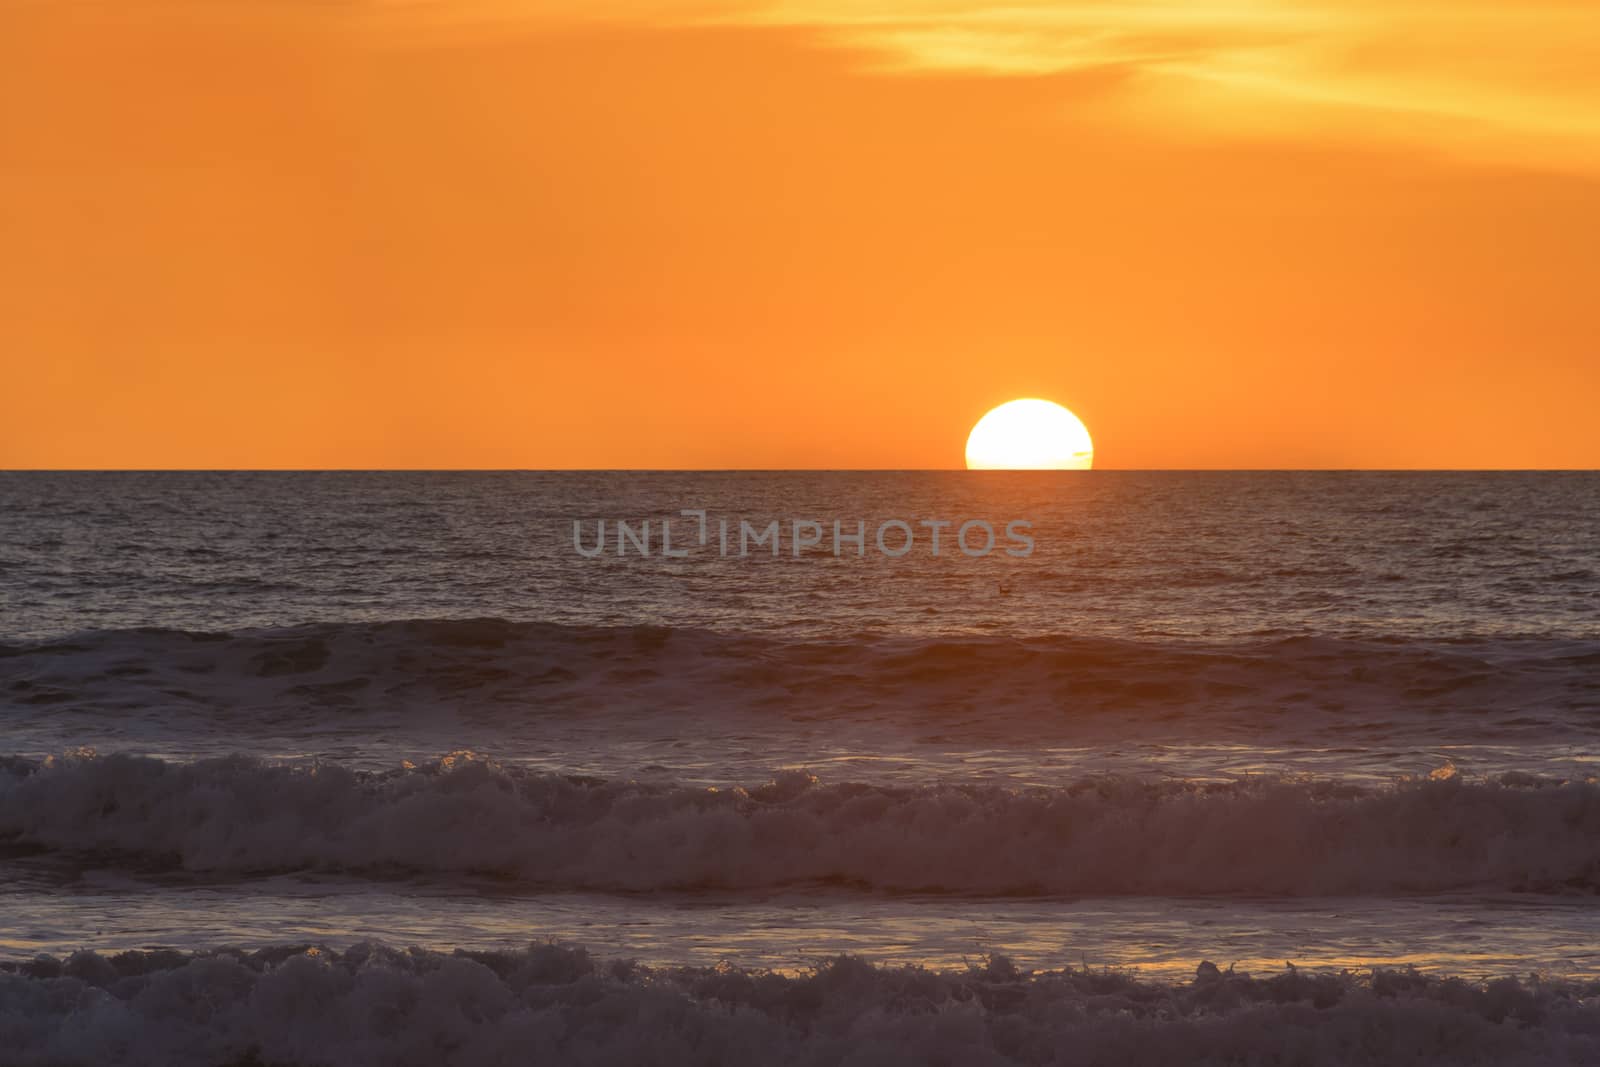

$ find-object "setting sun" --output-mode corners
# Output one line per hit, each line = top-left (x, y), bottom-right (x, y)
(965, 399), (1094, 470)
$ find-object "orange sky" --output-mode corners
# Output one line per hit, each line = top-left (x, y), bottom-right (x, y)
(2, 1), (1597, 468)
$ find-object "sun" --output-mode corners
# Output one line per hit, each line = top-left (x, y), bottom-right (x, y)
(965, 398), (1094, 470)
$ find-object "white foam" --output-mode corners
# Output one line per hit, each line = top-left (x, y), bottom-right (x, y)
(2, 942), (1596, 1067)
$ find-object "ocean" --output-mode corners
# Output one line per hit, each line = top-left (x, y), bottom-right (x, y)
(2, 471), (1598, 1065)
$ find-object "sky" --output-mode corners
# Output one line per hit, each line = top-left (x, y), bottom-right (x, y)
(2, 0), (1597, 469)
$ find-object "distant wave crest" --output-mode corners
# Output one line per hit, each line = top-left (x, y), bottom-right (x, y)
(3, 618), (1597, 731)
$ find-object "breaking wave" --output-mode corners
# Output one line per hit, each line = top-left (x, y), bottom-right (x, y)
(4, 753), (1599, 895)
(3, 941), (1598, 1067)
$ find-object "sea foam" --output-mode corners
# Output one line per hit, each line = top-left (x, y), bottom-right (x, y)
(2, 942), (1597, 1067)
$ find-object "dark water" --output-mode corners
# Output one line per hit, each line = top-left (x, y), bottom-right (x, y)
(4, 471), (1598, 641)
(2, 472), (1599, 1065)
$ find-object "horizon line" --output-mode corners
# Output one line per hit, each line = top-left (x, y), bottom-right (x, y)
(2, 468), (1597, 475)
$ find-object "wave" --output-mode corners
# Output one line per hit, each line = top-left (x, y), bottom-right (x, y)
(2, 618), (1597, 735)
(3, 941), (1598, 1067)
(4, 753), (1599, 895)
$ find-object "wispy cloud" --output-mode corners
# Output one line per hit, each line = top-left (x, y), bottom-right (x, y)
(387, 0), (1594, 172)
(714, 2), (1600, 171)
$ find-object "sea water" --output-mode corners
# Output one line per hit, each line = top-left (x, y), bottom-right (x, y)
(2, 471), (1598, 1064)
